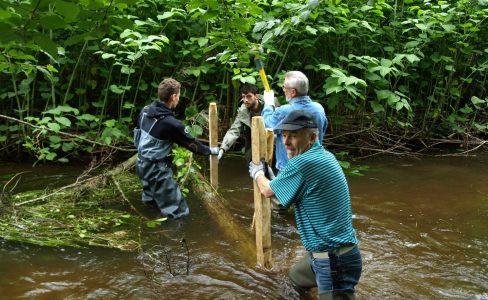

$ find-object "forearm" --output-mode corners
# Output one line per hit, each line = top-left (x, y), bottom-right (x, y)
(221, 117), (243, 151)
(254, 174), (275, 198)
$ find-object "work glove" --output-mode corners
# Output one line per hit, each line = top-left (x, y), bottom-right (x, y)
(217, 148), (224, 160)
(209, 146), (220, 155)
(249, 161), (265, 180)
(263, 90), (275, 106)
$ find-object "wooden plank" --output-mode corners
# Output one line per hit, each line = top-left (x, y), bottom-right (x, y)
(251, 116), (272, 268)
(209, 102), (218, 188)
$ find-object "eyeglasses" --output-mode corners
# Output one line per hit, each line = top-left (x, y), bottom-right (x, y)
(282, 86), (294, 92)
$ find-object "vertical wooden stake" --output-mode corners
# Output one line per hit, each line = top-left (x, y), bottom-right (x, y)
(266, 129), (274, 165)
(209, 102), (218, 188)
(251, 116), (272, 268)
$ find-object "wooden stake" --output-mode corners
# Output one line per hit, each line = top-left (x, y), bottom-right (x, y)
(266, 129), (274, 164)
(209, 102), (218, 188)
(251, 116), (272, 268)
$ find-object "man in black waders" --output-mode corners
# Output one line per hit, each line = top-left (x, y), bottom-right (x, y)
(133, 78), (219, 219)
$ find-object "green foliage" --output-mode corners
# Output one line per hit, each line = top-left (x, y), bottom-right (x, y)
(1, 0), (487, 161)
(0, 171), (143, 250)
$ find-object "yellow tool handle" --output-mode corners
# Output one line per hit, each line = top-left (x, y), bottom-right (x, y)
(258, 68), (271, 92)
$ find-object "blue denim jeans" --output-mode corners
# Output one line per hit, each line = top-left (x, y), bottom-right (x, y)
(309, 245), (362, 295)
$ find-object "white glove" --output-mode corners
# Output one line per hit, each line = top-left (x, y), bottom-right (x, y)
(249, 161), (265, 180)
(263, 90), (275, 106)
(217, 148), (224, 160)
(209, 147), (220, 155)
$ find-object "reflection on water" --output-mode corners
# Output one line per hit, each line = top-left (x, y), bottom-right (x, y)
(1, 153), (487, 299)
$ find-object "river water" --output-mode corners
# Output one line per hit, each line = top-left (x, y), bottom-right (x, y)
(0, 153), (487, 299)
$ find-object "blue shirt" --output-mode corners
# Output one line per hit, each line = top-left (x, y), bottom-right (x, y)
(269, 141), (358, 252)
(262, 96), (327, 170)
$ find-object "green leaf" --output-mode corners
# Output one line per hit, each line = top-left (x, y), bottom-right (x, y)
(40, 15), (67, 30)
(404, 41), (420, 48)
(324, 77), (343, 94)
(49, 135), (62, 143)
(104, 119), (117, 127)
(101, 53), (116, 59)
(376, 89), (392, 100)
(110, 85), (124, 94)
(44, 105), (79, 115)
(360, 20), (374, 32)
(405, 54), (420, 63)
(441, 24), (456, 32)
(415, 23), (428, 31)
(47, 123), (61, 132)
(45, 152), (57, 160)
(54, 117), (71, 127)
(174, 158), (185, 167)
(305, 25), (317, 35)
(77, 114), (98, 121)
(123, 102), (135, 109)
(470, 96), (486, 108)
(370, 101), (384, 113)
(240, 75), (256, 84)
(158, 12), (175, 20)
(459, 105), (473, 114)
(145, 217), (167, 228)
(197, 38), (209, 47)
(56, 1), (80, 21)
(64, 34), (86, 46)
(371, 66), (392, 77)
(62, 142), (75, 152)
(34, 35), (59, 59)
(0, 136), (6, 142)
(190, 124), (203, 137)
(261, 31), (274, 44)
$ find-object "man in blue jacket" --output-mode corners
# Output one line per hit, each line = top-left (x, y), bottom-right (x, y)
(134, 78), (219, 219)
(262, 71), (327, 171)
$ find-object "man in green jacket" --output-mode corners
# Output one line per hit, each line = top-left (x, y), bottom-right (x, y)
(218, 84), (279, 164)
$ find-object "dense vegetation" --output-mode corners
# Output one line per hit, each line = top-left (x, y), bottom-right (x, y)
(1, 0), (487, 163)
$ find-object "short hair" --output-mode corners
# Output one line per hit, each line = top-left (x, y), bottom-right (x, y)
(240, 83), (259, 95)
(285, 71), (309, 96)
(305, 127), (318, 141)
(158, 78), (181, 102)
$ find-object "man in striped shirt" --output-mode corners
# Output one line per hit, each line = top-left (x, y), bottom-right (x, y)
(249, 110), (362, 299)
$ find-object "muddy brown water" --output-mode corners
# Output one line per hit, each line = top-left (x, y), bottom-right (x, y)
(1, 153), (487, 299)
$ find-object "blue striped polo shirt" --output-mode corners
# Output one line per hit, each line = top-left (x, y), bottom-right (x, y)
(269, 141), (358, 252)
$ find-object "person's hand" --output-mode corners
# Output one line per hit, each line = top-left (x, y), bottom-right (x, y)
(263, 90), (275, 106)
(249, 161), (265, 180)
(209, 147), (220, 155)
(217, 148), (224, 160)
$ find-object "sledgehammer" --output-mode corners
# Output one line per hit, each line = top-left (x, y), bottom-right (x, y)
(254, 58), (271, 92)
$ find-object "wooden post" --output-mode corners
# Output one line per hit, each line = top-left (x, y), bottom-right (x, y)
(209, 102), (218, 188)
(266, 129), (274, 165)
(251, 116), (272, 268)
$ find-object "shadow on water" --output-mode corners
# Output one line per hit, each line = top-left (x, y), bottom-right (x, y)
(1, 153), (488, 299)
